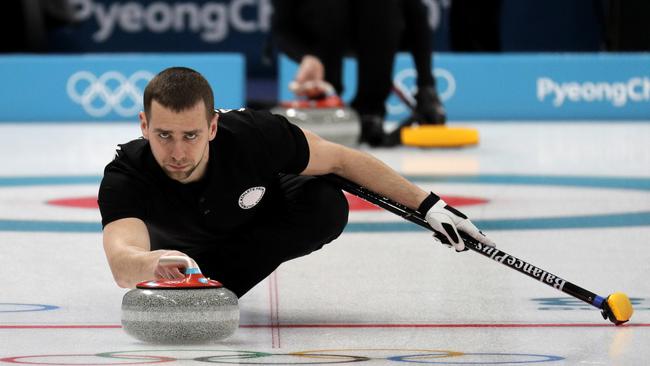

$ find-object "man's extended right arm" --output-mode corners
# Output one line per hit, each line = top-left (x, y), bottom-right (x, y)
(103, 217), (193, 288)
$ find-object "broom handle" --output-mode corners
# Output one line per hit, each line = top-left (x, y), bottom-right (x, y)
(322, 174), (607, 310)
(392, 83), (426, 123)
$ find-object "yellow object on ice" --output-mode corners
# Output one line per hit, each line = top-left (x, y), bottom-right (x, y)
(607, 292), (634, 325)
(400, 125), (479, 148)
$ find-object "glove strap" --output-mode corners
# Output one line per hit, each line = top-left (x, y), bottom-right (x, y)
(417, 192), (441, 214)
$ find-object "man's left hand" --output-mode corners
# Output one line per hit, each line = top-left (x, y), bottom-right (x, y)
(421, 193), (495, 252)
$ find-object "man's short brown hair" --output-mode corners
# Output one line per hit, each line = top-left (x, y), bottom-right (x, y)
(143, 67), (215, 122)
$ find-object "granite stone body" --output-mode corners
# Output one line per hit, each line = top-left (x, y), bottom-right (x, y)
(271, 105), (360, 146)
(121, 287), (239, 344)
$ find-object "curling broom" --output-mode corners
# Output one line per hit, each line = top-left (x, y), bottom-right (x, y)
(324, 174), (634, 325)
(390, 84), (479, 148)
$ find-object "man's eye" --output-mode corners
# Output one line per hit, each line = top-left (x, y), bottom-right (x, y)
(185, 134), (197, 140)
(159, 133), (170, 139)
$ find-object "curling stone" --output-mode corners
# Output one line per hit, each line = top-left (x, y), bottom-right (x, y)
(271, 95), (360, 147)
(121, 256), (239, 344)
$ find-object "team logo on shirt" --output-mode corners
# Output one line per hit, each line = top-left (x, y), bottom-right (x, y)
(238, 186), (266, 209)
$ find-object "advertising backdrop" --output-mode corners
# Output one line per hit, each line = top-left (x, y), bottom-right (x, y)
(279, 53), (650, 121)
(0, 53), (244, 121)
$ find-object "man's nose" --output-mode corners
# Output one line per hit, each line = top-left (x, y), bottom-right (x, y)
(169, 141), (184, 161)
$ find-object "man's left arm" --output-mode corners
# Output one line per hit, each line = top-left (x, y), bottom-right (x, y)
(300, 129), (429, 210)
(299, 128), (495, 251)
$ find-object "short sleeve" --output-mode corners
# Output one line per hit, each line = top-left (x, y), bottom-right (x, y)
(97, 168), (146, 228)
(250, 110), (310, 174)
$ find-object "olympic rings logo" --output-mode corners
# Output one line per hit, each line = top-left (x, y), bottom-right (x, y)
(66, 70), (154, 118)
(387, 67), (456, 116)
(0, 348), (565, 365)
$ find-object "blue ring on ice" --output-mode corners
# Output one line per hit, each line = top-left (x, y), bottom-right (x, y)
(0, 303), (59, 313)
(388, 352), (564, 364)
(0, 174), (648, 233)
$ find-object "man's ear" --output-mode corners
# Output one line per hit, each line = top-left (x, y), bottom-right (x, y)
(208, 113), (218, 141)
(139, 111), (149, 139)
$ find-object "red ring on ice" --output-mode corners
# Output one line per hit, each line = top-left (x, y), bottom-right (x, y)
(46, 197), (98, 209)
(0, 354), (174, 365)
(47, 195), (489, 211)
(344, 193), (488, 211)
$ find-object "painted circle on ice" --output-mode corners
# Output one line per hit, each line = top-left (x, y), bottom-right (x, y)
(5, 173), (648, 232)
(0, 350), (566, 365)
(345, 193), (487, 211)
(0, 303), (59, 313)
(97, 350), (271, 364)
(46, 197), (97, 209)
(0, 354), (173, 365)
(388, 352), (564, 364)
(46, 195), (487, 211)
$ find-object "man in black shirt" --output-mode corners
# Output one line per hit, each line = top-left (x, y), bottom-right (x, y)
(99, 67), (494, 297)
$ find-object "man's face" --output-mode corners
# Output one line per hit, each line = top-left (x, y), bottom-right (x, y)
(140, 100), (217, 183)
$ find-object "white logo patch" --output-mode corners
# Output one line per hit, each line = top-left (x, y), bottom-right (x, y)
(238, 186), (265, 209)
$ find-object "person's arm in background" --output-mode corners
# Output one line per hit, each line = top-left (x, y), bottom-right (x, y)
(270, 0), (331, 97)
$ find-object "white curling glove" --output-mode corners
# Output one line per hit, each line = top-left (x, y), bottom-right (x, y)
(420, 192), (495, 252)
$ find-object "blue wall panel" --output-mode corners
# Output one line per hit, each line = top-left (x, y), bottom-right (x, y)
(279, 53), (650, 121)
(0, 53), (245, 121)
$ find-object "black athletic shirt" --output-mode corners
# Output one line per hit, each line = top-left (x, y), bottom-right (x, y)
(97, 108), (310, 252)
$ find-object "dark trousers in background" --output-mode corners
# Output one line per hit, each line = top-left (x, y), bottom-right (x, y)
(606, 0), (650, 51)
(197, 175), (349, 297)
(402, 0), (435, 88)
(450, 0), (502, 52)
(274, 0), (439, 117)
(293, 0), (405, 117)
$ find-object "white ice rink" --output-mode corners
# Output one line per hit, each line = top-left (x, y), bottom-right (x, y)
(1, 121), (649, 365)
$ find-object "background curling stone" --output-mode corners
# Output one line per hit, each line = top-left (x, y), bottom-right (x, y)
(271, 95), (360, 146)
(121, 256), (239, 344)
(401, 125), (479, 148)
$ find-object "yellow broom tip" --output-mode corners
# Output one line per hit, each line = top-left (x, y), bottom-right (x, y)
(401, 125), (479, 148)
(605, 292), (634, 325)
